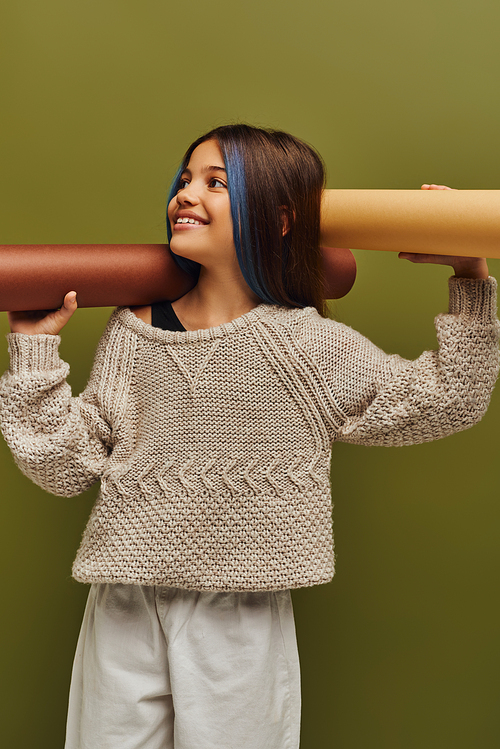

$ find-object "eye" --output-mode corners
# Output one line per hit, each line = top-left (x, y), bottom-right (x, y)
(177, 178), (189, 191)
(209, 177), (226, 188)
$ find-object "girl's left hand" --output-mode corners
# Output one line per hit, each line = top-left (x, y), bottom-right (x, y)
(398, 184), (489, 280)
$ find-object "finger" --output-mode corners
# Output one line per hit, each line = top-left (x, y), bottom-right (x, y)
(63, 291), (78, 309)
(420, 183), (455, 190)
(399, 252), (428, 262)
(42, 292), (78, 335)
(57, 292), (78, 321)
(398, 252), (451, 264)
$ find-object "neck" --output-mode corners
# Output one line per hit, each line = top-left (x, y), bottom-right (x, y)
(172, 263), (263, 330)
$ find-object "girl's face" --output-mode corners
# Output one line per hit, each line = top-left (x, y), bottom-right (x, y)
(167, 139), (236, 268)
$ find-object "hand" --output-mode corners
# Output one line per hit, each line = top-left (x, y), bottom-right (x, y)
(398, 184), (489, 280)
(7, 291), (78, 335)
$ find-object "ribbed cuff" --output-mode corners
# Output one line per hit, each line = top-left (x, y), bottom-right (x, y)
(448, 275), (498, 324)
(6, 333), (63, 375)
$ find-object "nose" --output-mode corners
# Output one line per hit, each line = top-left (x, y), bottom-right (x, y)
(176, 181), (199, 206)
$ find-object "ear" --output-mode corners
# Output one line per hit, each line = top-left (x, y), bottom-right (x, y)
(279, 206), (295, 237)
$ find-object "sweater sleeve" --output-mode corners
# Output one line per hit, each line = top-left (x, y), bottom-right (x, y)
(0, 317), (117, 497)
(301, 276), (500, 447)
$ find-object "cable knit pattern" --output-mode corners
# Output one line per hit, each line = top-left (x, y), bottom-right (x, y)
(0, 277), (498, 591)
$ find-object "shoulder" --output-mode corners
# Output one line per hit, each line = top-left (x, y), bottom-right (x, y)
(104, 305), (153, 337)
(129, 305), (152, 325)
(276, 306), (391, 377)
(277, 305), (362, 345)
(92, 306), (143, 352)
(258, 304), (357, 346)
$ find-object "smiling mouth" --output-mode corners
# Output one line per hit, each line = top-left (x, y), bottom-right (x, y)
(175, 216), (209, 225)
(173, 221), (208, 230)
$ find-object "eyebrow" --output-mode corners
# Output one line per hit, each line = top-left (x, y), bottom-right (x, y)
(182, 165), (227, 175)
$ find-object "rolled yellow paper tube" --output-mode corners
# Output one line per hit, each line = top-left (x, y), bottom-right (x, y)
(320, 190), (500, 258)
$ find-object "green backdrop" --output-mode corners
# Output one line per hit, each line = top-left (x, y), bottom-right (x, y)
(1, 2), (499, 747)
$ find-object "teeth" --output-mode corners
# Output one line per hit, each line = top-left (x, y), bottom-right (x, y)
(176, 217), (202, 225)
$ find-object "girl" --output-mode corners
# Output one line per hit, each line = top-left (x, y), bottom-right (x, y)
(0, 124), (498, 749)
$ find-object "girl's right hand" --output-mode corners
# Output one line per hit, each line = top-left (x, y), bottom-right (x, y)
(398, 184), (489, 280)
(7, 291), (78, 335)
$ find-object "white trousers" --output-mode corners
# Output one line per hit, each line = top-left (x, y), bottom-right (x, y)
(65, 584), (301, 749)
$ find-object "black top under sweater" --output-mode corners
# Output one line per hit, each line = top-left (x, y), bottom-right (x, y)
(151, 301), (186, 332)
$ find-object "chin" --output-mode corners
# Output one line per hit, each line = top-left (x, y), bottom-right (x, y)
(170, 242), (205, 265)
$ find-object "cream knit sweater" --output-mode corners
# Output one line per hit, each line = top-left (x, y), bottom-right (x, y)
(0, 276), (499, 591)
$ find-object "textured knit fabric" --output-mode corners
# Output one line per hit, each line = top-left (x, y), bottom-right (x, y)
(0, 276), (498, 591)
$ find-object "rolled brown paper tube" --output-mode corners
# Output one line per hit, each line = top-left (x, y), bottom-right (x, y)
(321, 246), (357, 299)
(0, 244), (195, 312)
(0, 244), (356, 311)
(321, 189), (500, 258)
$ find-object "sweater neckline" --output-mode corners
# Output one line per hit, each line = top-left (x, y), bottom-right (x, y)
(115, 302), (296, 344)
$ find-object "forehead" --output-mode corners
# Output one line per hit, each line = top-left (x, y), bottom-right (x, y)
(185, 139), (225, 171)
